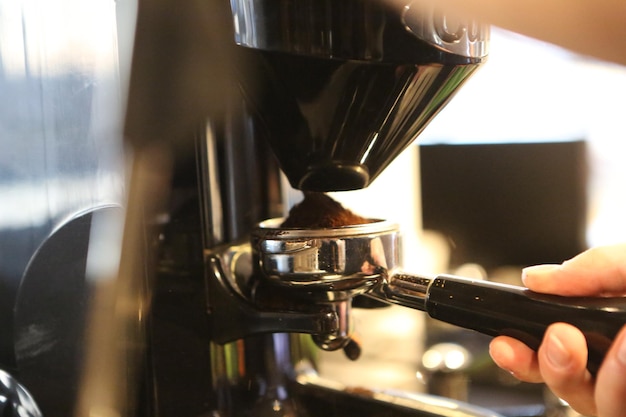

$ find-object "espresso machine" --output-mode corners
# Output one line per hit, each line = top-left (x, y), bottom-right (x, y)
(2, 0), (626, 416)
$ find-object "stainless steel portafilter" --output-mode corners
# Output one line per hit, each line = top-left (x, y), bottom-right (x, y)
(251, 218), (400, 351)
(252, 218), (626, 376)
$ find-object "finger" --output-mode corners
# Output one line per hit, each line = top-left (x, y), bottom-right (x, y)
(489, 336), (543, 383)
(522, 243), (626, 296)
(537, 323), (597, 416)
(595, 326), (626, 417)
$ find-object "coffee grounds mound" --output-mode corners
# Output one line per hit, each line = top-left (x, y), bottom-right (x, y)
(281, 192), (374, 228)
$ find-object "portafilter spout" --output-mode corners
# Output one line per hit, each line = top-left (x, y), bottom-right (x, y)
(252, 219), (626, 377)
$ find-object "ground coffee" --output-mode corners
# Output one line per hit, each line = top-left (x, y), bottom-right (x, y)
(281, 192), (373, 228)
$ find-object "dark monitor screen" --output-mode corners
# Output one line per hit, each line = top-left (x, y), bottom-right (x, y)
(419, 140), (588, 271)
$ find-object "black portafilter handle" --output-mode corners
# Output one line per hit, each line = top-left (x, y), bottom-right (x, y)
(370, 273), (626, 376)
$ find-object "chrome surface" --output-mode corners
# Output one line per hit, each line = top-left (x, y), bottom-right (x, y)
(231, 0), (389, 60)
(252, 218), (401, 288)
(371, 272), (433, 311)
(0, 369), (42, 417)
(251, 218), (433, 311)
(402, 2), (489, 58)
(204, 242), (341, 344)
(206, 239), (359, 353)
(250, 219), (424, 353)
(231, 0), (489, 60)
(250, 219), (429, 352)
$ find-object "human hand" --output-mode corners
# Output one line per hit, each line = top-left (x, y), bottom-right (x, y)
(489, 243), (626, 417)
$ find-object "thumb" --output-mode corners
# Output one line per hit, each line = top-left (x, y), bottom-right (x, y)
(522, 244), (626, 297)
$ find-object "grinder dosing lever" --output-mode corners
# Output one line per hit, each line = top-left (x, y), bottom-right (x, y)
(253, 218), (626, 377)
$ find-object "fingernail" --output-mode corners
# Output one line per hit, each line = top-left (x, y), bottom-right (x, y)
(489, 339), (513, 367)
(545, 332), (571, 369)
(521, 264), (561, 285)
(489, 338), (524, 378)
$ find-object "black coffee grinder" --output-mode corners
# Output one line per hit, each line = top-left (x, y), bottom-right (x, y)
(117, 0), (491, 416)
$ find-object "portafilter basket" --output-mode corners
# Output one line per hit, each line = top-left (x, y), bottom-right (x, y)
(251, 218), (399, 351)
(252, 218), (400, 291)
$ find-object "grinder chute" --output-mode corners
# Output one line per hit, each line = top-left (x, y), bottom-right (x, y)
(231, 0), (489, 191)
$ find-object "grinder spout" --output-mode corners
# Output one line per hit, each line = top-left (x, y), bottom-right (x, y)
(231, 0), (489, 191)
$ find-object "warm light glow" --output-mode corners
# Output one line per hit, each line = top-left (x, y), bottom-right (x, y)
(422, 343), (470, 371)
(443, 349), (467, 370)
(422, 350), (443, 370)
